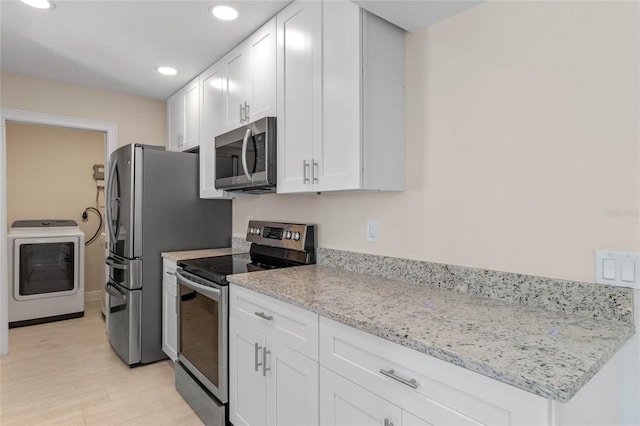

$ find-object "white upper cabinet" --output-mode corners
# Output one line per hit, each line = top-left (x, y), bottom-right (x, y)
(276, 0), (323, 194)
(199, 60), (228, 198)
(222, 18), (276, 134)
(167, 77), (200, 152)
(277, 1), (405, 194)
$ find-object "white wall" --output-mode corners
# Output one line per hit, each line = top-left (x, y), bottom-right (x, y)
(233, 0), (640, 284)
(0, 73), (166, 147)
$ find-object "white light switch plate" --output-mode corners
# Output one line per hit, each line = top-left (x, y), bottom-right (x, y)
(595, 250), (640, 289)
(366, 220), (378, 242)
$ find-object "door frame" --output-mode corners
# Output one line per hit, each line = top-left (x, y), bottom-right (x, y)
(0, 108), (118, 356)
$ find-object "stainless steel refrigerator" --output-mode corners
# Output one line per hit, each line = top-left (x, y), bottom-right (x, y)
(105, 143), (231, 366)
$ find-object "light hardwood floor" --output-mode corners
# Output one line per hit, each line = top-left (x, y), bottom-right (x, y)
(0, 302), (204, 426)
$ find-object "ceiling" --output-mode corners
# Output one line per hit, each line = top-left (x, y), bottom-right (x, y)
(0, 0), (482, 101)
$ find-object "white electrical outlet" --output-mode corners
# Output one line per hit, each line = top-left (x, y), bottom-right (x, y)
(367, 220), (378, 242)
(595, 250), (640, 289)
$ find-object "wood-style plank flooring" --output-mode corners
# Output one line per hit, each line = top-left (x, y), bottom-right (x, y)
(0, 302), (204, 426)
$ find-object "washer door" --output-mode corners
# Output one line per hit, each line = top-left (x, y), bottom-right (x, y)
(13, 237), (80, 301)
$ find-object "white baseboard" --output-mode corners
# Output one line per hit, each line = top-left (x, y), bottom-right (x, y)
(85, 290), (104, 303)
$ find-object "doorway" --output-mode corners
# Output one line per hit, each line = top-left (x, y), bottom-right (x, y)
(0, 108), (118, 356)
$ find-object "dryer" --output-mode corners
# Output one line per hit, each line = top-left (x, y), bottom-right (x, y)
(8, 220), (85, 327)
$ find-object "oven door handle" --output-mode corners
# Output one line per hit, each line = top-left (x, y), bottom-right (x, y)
(175, 270), (222, 300)
(241, 128), (253, 182)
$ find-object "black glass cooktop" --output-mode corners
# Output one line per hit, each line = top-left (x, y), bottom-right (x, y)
(177, 252), (300, 285)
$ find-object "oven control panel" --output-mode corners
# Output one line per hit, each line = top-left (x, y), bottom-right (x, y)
(246, 221), (315, 252)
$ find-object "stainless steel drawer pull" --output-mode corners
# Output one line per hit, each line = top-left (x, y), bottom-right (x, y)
(379, 368), (419, 389)
(255, 343), (263, 372)
(384, 419), (394, 426)
(255, 312), (273, 321)
(263, 347), (271, 377)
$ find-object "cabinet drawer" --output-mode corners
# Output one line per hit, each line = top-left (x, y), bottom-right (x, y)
(230, 285), (318, 360)
(320, 317), (548, 426)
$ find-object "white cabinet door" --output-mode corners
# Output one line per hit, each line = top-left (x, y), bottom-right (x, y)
(166, 78), (200, 152)
(182, 78), (200, 151)
(223, 46), (249, 132)
(318, 1), (362, 192)
(320, 366), (401, 426)
(247, 18), (276, 123)
(166, 92), (183, 151)
(200, 61), (228, 199)
(161, 259), (177, 361)
(276, 0), (322, 194)
(230, 317), (268, 426)
(266, 340), (319, 426)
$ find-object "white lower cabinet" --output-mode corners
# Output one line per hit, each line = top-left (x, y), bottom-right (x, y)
(320, 366), (401, 426)
(229, 285), (319, 426)
(229, 287), (622, 426)
(319, 316), (548, 426)
(161, 258), (177, 361)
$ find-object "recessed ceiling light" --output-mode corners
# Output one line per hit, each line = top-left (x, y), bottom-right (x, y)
(210, 5), (238, 21)
(157, 66), (178, 76)
(20, 0), (55, 9)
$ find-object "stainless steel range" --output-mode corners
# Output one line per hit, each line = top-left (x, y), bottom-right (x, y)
(174, 221), (316, 426)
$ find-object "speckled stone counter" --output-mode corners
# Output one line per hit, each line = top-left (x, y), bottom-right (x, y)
(227, 265), (634, 402)
(161, 247), (246, 262)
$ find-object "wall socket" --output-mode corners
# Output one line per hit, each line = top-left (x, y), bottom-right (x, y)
(595, 250), (640, 289)
(366, 220), (378, 242)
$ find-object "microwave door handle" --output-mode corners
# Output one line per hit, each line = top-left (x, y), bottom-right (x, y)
(241, 128), (253, 182)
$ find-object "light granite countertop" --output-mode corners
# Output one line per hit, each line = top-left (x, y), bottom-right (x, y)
(161, 247), (246, 262)
(226, 265), (635, 402)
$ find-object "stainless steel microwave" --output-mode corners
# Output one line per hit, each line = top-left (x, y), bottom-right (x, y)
(215, 117), (276, 193)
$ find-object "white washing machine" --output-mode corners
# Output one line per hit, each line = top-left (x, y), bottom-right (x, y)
(8, 220), (85, 327)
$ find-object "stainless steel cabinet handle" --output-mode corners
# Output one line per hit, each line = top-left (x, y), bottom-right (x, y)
(379, 368), (419, 389)
(239, 103), (245, 122)
(244, 101), (250, 121)
(166, 271), (175, 276)
(384, 419), (394, 426)
(312, 159), (319, 183)
(263, 347), (271, 377)
(303, 160), (310, 183)
(254, 342), (263, 372)
(254, 312), (273, 321)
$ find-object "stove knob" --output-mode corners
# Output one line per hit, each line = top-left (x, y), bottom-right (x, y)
(285, 231), (292, 239)
(255, 228), (261, 235)
(293, 232), (300, 241)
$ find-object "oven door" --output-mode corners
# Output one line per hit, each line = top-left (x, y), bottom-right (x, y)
(215, 117), (275, 191)
(176, 269), (228, 403)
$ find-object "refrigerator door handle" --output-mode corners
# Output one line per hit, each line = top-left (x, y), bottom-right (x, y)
(106, 256), (128, 270)
(105, 281), (127, 299)
(106, 158), (119, 243)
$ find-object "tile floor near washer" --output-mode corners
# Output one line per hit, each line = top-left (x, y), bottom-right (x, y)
(0, 302), (203, 426)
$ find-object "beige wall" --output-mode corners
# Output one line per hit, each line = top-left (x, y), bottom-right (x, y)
(233, 1), (640, 283)
(1, 73), (166, 147)
(6, 122), (106, 295)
